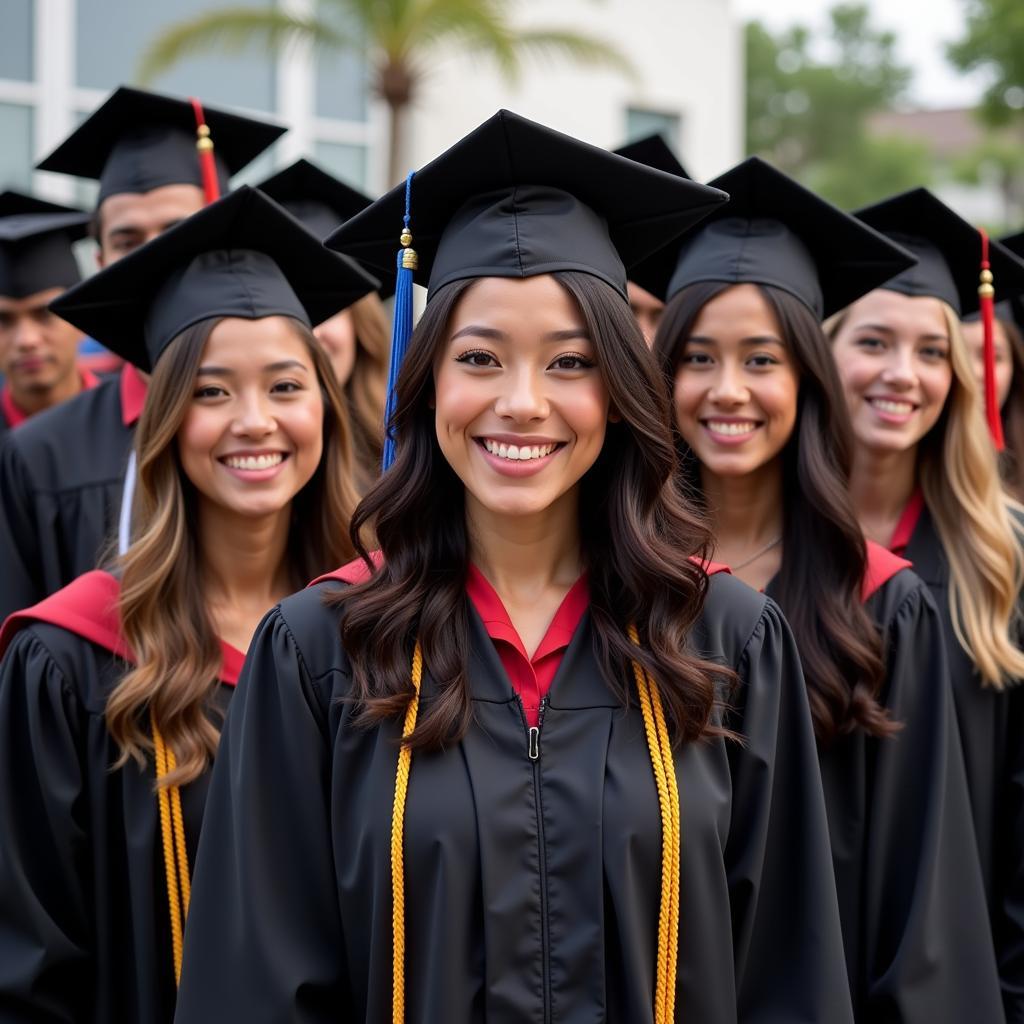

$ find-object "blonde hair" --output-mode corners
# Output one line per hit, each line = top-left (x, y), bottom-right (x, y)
(828, 301), (1024, 688)
(345, 292), (390, 490)
(107, 316), (362, 787)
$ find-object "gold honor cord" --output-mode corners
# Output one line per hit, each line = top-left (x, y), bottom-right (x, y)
(390, 632), (681, 1023)
(152, 712), (191, 986)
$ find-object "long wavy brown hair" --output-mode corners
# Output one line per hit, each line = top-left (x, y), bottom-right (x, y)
(344, 292), (390, 488)
(656, 282), (894, 746)
(107, 315), (362, 787)
(332, 271), (734, 752)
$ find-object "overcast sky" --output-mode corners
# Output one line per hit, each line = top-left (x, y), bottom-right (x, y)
(734, 0), (988, 109)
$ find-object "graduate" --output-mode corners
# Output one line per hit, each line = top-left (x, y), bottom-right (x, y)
(826, 188), (1024, 1021)
(257, 157), (391, 488)
(612, 133), (688, 344)
(0, 192), (93, 436)
(960, 230), (1024, 501)
(646, 157), (1004, 1022)
(0, 86), (285, 620)
(0, 186), (378, 1023)
(174, 110), (854, 1024)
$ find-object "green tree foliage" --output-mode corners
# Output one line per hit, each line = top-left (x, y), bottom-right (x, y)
(947, 0), (1024, 126)
(138, 0), (634, 186)
(745, 3), (929, 207)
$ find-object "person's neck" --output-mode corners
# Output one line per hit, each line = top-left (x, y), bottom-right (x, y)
(701, 460), (785, 590)
(10, 368), (82, 418)
(467, 491), (583, 603)
(848, 444), (918, 546)
(198, 500), (294, 648)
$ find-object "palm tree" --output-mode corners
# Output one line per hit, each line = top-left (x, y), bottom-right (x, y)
(138, 0), (635, 186)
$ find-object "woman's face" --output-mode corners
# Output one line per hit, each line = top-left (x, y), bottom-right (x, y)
(433, 275), (612, 520)
(178, 316), (324, 520)
(673, 284), (799, 479)
(831, 289), (953, 455)
(960, 317), (1013, 410)
(313, 308), (357, 387)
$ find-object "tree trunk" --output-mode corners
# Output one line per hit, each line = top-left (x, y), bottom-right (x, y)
(387, 98), (408, 189)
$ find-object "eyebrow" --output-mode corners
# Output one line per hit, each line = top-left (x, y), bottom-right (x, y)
(851, 322), (949, 342)
(196, 360), (310, 376)
(687, 334), (785, 346)
(450, 324), (590, 343)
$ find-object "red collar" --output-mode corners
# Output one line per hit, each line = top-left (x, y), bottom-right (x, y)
(889, 488), (924, 555)
(1, 368), (102, 428)
(465, 564), (590, 662)
(119, 363), (148, 426)
(0, 570), (243, 685)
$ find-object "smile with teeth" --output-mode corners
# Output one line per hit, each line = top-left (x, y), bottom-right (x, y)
(222, 452), (286, 470)
(480, 439), (561, 461)
(868, 398), (915, 415)
(704, 420), (759, 437)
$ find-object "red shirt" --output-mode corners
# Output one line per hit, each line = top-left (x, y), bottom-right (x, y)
(465, 565), (589, 727)
(1, 368), (101, 429)
(889, 488), (925, 555)
(119, 362), (148, 426)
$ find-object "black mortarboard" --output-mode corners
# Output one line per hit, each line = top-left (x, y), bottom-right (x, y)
(256, 158), (373, 241)
(36, 86), (287, 204)
(50, 186), (379, 372)
(631, 156), (916, 319)
(0, 190), (84, 218)
(324, 108), (728, 302)
(0, 209), (90, 299)
(854, 189), (1024, 317)
(998, 232), (1024, 331)
(613, 134), (689, 179)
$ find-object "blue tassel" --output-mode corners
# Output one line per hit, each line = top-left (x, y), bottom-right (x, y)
(382, 172), (417, 471)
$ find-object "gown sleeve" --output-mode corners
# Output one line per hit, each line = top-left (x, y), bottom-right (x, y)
(0, 628), (92, 1022)
(723, 596), (855, 1024)
(174, 603), (348, 1023)
(860, 581), (1003, 1020)
(0, 439), (43, 621)
(999, 686), (1024, 1023)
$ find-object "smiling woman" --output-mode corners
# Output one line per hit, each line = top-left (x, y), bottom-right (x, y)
(0, 186), (378, 1023)
(174, 111), (856, 1024)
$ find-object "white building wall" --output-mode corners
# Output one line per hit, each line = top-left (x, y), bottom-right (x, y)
(405, 0), (744, 184)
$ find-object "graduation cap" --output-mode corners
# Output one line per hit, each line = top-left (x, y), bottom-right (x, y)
(855, 188), (1024, 447)
(0, 189), (84, 218)
(0, 208), (90, 299)
(854, 188), (1024, 318)
(630, 156), (916, 320)
(613, 133), (689, 179)
(256, 158), (373, 241)
(324, 108), (729, 468)
(50, 186), (379, 373)
(37, 86), (287, 205)
(996, 231), (1024, 333)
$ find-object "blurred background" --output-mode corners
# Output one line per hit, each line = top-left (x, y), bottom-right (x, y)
(1, 0), (1021, 233)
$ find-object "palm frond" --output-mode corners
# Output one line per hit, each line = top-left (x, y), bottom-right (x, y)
(137, 7), (351, 84)
(395, 0), (518, 72)
(513, 27), (636, 81)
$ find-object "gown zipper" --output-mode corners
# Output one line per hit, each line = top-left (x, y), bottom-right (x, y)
(520, 695), (551, 1023)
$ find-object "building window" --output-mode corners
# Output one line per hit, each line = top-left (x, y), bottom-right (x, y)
(0, 0), (33, 82)
(625, 107), (682, 151)
(314, 140), (368, 189)
(76, 0), (277, 112)
(314, 0), (368, 122)
(0, 103), (34, 189)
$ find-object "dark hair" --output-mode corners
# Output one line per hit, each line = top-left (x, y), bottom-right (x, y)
(654, 281), (897, 746)
(999, 316), (1024, 503)
(331, 271), (733, 751)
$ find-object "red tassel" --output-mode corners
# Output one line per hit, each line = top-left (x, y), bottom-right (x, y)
(190, 97), (220, 205)
(978, 228), (1005, 450)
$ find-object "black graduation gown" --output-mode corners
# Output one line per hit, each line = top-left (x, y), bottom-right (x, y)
(0, 575), (237, 1024)
(174, 570), (855, 1023)
(0, 368), (138, 621)
(769, 563), (1004, 1022)
(904, 507), (1024, 1022)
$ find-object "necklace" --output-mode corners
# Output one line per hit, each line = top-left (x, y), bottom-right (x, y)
(729, 535), (783, 571)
